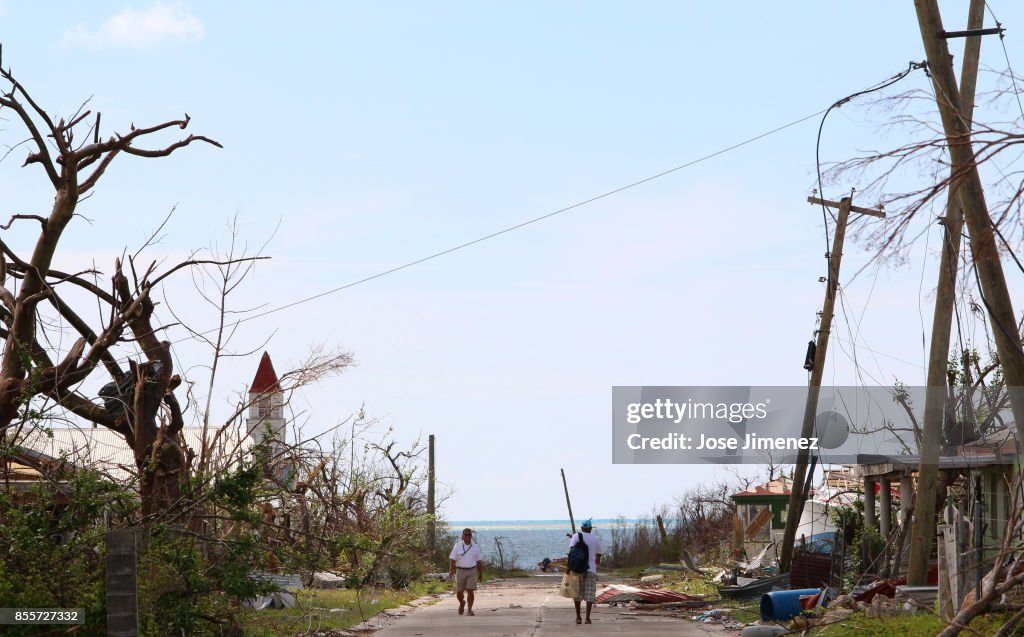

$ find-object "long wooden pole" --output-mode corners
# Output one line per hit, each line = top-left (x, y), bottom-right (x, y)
(780, 196), (852, 573)
(908, 0), (985, 586)
(561, 468), (576, 534)
(914, 0), (1024, 499)
(427, 434), (436, 553)
(781, 196), (883, 572)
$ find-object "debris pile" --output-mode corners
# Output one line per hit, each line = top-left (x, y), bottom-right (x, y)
(690, 608), (748, 629)
(597, 584), (708, 607)
(312, 571), (350, 589)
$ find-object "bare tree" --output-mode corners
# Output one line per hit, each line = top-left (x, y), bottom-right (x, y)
(0, 59), (227, 515)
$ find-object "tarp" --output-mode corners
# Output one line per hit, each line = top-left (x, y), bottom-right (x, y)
(795, 500), (838, 544)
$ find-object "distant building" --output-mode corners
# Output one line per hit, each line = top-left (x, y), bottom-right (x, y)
(732, 477), (792, 545)
(2, 352), (288, 489)
(246, 351), (287, 455)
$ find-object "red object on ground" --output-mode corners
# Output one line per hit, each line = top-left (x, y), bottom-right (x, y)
(799, 591), (822, 609)
(853, 578), (905, 603)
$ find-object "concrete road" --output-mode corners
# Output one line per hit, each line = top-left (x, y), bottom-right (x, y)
(372, 576), (723, 636)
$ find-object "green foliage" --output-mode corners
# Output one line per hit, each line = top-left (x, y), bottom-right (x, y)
(0, 464), (134, 636)
(0, 435), (281, 636)
(138, 523), (277, 636)
(331, 500), (433, 587)
(607, 487), (735, 569)
(240, 582), (449, 637)
(829, 501), (860, 535)
(607, 516), (667, 568)
(139, 442), (281, 635)
(832, 499), (884, 590)
(892, 381), (911, 409)
(139, 525), (209, 636)
(661, 572), (719, 597)
(815, 609), (1024, 636)
(0, 423), (439, 635)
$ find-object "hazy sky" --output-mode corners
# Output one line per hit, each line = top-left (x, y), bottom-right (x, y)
(3, 2), (1024, 520)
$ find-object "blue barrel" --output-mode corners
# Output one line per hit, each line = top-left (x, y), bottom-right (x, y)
(760, 588), (821, 621)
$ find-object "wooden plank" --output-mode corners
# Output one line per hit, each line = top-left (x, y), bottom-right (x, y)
(937, 525), (954, 619)
(745, 506), (774, 540)
(943, 525), (961, 610)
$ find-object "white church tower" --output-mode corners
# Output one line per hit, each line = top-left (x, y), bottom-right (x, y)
(246, 351), (286, 453)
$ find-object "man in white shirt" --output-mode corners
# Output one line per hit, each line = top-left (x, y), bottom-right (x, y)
(568, 519), (603, 625)
(448, 527), (484, 616)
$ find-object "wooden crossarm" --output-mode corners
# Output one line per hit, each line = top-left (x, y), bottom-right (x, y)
(807, 196), (885, 218)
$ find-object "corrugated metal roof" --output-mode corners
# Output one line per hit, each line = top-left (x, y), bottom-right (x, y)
(595, 585), (705, 604)
(733, 477), (792, 498)
(8, 425), (253, 483)
(959, 427), (1019, 455)
(856, 453), (1009, 476)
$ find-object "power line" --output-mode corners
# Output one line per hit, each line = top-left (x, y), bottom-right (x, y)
(985, 2), (1024, 122)
(813, 61), (927, 305)
(982, 3), (1024, 276)
(814, 63), (927, 229)
(214, 64), (927, 335)
(40, 67), (931, 377)
(210, 110), (830, 331)
(39, 104), (834, 378)
(962, 228), (1024, 357)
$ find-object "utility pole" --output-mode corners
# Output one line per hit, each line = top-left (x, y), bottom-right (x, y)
(780, 195), (885, 573)
(914, 0), (1024, 471)
(908, 0), (986, 587)
(427, 434), (436, 554)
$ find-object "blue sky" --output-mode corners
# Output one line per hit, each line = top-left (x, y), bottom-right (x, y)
(3, 2), (1024, 520)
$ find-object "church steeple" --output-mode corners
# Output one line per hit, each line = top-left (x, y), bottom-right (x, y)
(251, 351), (282, 395)
(246, 351), (285, 451)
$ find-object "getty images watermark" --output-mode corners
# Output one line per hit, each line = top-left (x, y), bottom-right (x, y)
(611, 386), (999, 464)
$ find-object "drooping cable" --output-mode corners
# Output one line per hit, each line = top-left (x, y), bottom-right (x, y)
(985, 2), (1024, 122)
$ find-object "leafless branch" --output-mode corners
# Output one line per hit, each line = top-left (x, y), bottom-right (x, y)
(0, 214), (46, 230)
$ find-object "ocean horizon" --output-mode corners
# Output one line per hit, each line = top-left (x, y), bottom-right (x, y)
(447, 518), (634, 530)
(444, 519), (648, 569)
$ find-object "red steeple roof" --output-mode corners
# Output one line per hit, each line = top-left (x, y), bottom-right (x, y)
(250, 351), (281, 393)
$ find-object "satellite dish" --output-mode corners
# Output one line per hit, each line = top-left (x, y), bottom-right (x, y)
(814, 410), (850, 449)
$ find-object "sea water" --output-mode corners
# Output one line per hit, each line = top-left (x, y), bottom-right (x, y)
(446, 519), (639, 570)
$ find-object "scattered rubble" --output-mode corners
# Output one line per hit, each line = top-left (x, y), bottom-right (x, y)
(312, 571), (349, 589)
(865, 593), (909, 619)
(895, 584), (939, 609)
(829, 593), (859, 610)
(596, 584), (708, 606)
(689, 607), (748, 629)
(853, 578), (903, 604)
